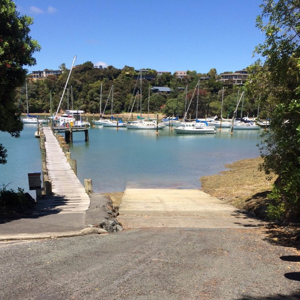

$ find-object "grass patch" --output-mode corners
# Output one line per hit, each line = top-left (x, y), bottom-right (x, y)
(200, 157), (276, 219)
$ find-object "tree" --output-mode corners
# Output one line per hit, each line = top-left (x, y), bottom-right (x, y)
(0, 0), (40, 163)
(248, 0), (300, 221)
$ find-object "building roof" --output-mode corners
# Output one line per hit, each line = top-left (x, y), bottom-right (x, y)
(151, 86), (172, 92)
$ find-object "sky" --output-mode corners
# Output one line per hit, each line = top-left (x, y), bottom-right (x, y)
(15, 0), (265, 75)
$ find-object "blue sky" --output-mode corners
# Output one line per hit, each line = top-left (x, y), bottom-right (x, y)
(15, 0), (265, 74)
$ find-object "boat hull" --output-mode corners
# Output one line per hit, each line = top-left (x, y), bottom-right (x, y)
(174, 127), (216, 134)
(232, 125), (260, 130)
(126, 123), (166, 130)
(102, 122), (126, 127)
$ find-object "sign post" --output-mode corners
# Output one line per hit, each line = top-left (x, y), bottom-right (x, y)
(28, 172), (42, 199)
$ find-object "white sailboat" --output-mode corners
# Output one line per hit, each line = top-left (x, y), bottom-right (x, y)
(22, 81), (48, 124)
(126, 72), (166, 130)
(102, 85), (125, 127)
(230, 92), (260, 131)
(175, 80), (216, 134)
(174, 121), (216, 134)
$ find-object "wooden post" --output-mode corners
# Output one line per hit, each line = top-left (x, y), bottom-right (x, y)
(65, 130), (70, 143)
(84, 179), (93, 194)
(117, 114), (119, 130)
(85, 129), (89, 142)
(156, 113), (159, 135)
(66, 152), (71, 162)
(70, 127), (73, 143)
(69, 159), (77, 175)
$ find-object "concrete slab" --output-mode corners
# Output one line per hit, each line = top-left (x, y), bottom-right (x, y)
(118, 189), (265, 229)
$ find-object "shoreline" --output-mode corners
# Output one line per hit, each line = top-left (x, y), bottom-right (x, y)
(104, 156), (275, 216)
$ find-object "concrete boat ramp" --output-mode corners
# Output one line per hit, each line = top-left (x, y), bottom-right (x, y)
(118, 188), (264, 229)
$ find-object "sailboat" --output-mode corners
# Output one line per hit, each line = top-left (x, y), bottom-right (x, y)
(94, 85), (125, 127)
(231, 92), (260, 131)
(126, 72), (166, 130)
(22, 81), (48, 124)
(174, 80), (216, 134)
(209, 87), (231, 128)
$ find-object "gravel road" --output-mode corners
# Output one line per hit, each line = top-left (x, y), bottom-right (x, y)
(1, 228), (300, 300)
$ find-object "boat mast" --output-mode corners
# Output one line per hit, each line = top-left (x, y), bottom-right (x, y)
(221, 87), (224, 120)
(71, 86), (74, 110)
(184, 85), (188, 120)
(55, 55), (77, 117)
(196, 80), (200, 120)
(231, 91), (245, 130)
(185, 83), (198, 121)
(99, 83), (103, 117)
(102, 85), (112, 116)
(241, 92), (244, 118)
(140, 70), (142, 117)
(26, 80), (28, 115)
(148, 86), (150, 119)
(111, 85), (114, 116)
(66, 88), (69, 111)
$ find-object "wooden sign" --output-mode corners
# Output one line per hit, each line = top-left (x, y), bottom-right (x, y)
(28, 173), (41, 190)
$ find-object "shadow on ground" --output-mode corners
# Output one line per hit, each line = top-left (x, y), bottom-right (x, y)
(237, 292), (300, 300)
(0, 194), (67, 224)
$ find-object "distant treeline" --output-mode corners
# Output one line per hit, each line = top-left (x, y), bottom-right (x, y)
(16, 62), (263, 118)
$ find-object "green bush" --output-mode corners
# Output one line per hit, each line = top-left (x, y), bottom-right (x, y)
(0, 185), (35, 211)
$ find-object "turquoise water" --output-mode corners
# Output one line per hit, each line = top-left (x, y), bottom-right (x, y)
(0, 125), (42, 198)
(0, 125), (262, 195)
(70, 126), (261, 193)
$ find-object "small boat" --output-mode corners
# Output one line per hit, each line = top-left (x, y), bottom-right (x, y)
(126, 120), (166, 130)
(210, 120), (231, 128)
(22, 81), (48, 124)
(232, 121), (260, 130)
(174, 121), (216, 134)
(256, 120), (270, 128)
(162, 117), (182, 127)
(54, 110), (90, 128)
(102, 117), (126, 127)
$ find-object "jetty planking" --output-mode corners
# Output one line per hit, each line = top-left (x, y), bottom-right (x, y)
(40, 127), (90, 213)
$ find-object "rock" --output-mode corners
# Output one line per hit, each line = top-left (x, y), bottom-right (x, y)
(116, 225), (123, 232)
(80, 228), (107, 236)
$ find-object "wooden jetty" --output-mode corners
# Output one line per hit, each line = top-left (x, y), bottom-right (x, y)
(52, 126), (89, 143)
(40, 127), (90, 213)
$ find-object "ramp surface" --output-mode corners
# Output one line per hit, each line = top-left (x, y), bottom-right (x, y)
(118, 189), (264, 229)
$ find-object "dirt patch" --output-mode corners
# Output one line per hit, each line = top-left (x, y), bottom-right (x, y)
(200, 157), (276, 218)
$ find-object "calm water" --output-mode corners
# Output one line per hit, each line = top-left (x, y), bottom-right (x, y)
(0, 125), (262, 196)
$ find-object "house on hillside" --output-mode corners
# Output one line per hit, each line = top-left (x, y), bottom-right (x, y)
(219, 70), (249, 85)
(175, 71), (187, 78)
(29, 69), (62, 80)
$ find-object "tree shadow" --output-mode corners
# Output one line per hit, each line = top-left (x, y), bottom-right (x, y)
(0, 194), (68, 224)
(280, 256), (300, 262)
(236, 292), (300, 299)
(263, 224), (300, 250)
(284, 272), (300, 281)
(231, 191), (300, 250)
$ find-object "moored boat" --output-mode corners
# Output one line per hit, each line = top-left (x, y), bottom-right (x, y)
(126, 120), (166, 130)
(174, 122), (216, 134)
